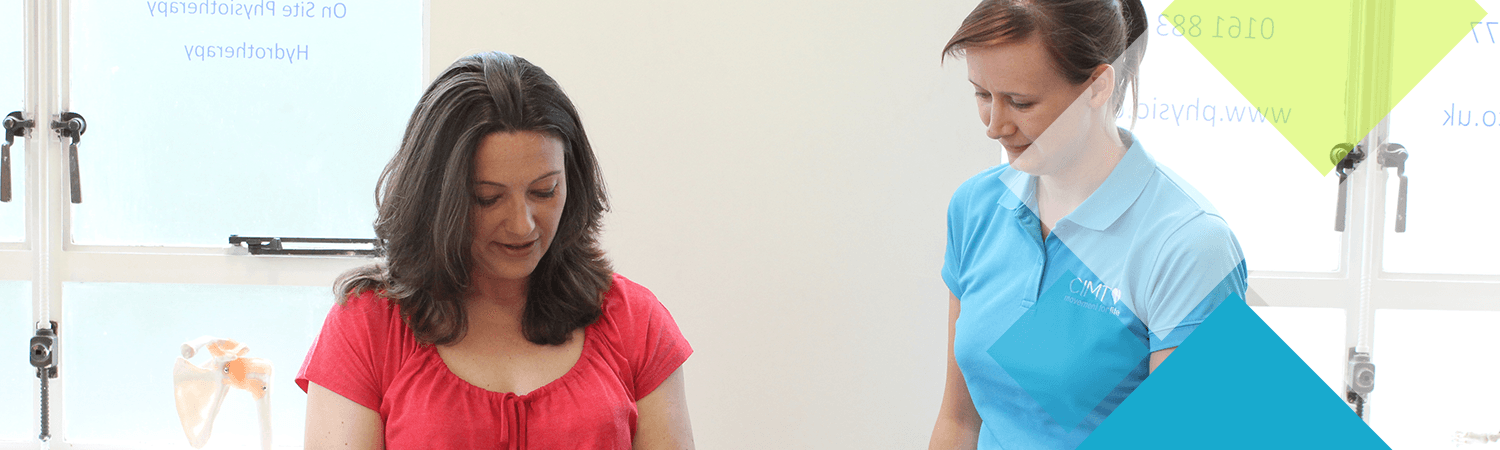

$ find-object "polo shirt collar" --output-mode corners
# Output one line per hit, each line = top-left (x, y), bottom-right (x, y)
(1069, 131), (1153, 231)
(996, 164), (1035, 212)
(994, 129), (1154, 232)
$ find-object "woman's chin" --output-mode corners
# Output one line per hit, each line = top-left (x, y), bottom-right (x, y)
(472, 261), (541, 285)
(1004, 144), (1033, 166)
(1007, 153), (1040, 174)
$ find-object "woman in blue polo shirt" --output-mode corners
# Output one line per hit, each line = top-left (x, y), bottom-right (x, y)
(927, 1), (1248, 449)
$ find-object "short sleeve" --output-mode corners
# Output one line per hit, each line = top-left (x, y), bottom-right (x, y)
(295, 291), (406, 412)
(942, 178), (976, 299)
(604, 276), (693, 401)
(1144, 213), (1249, 352)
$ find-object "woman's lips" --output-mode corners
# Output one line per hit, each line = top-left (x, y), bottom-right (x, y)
(1004, 143), (1030, 159)
(499, 240), (536, 256)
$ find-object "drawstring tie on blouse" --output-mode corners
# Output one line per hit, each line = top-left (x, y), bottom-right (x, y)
(501, 394), (528, 449)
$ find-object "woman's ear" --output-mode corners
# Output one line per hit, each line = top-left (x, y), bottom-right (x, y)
(1087, 64), (1116, 109)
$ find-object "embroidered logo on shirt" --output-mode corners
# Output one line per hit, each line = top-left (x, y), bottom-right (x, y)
(1069, 277), (1123, 316)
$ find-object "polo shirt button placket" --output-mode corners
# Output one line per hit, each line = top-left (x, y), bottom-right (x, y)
(1035, 254), (1045, 306)
(1023, 208), (1047, 306)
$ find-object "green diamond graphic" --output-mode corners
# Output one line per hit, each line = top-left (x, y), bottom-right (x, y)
(1161, 0), (1486, 175)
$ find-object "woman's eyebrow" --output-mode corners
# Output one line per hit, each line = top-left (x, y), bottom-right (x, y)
(968, 80), (1029, 98)
(473, 170), (563, 188)
(530, 170), (562, 185)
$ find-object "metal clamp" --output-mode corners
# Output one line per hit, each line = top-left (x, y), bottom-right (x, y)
(50, 112), (85, 204)
(30, 321), (58, 442)
(2, 111), (35, 203)
(1379, 143), (1408, 233)
(1331, 143), (1365, 232)
(1345, 347), (1375, 420)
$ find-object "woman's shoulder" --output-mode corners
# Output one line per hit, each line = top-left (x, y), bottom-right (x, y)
(597, 273), (664, 320)
(1139, 192), (1244, 286)
(1137, 153), (1224, 221)
(1133, 159), (1239, 249)
(296, 289), (416, 397)
(592, 273), (686, 342)
(589, 272), (692, 393)
(335, 289), (399, 316)
(324, 289), (409, 339)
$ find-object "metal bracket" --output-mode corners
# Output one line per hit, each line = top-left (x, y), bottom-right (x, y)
(2, 111), (36, 203)
(1331, 143), (1365, 232)
(229, 235), (380, 256)
(30, 320), (58, 442)
(1345, 347), (1375, 420)
(1379, 143), (1408, 232)
(50, 112), (85, 204)
(30, 320), (57, 378)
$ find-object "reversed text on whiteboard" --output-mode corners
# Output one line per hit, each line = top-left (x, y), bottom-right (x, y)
(147, 1), (347, 20)
(184, 42), (309, 63)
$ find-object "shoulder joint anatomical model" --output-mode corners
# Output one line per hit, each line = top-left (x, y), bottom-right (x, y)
(172, 336), (273, 450)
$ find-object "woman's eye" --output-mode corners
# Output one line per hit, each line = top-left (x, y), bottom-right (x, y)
(476, 196), (499, 206)
(1010, 100), (1034, 109)
(974, 92), (991, 100)
(531, 189), (557, 199)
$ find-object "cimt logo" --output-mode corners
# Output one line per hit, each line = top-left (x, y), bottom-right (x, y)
(1070, 277), (1122, 306)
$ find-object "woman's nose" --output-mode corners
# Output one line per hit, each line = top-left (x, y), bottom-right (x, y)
(986, 104), (1016, 141)
(502, 198), (536, 238)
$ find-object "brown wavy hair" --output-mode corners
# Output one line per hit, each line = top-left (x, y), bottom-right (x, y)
(337, 51), (612, 346)
(943, 0), (1149, 124)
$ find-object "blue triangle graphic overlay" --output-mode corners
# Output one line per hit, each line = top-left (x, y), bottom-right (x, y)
(989, 269), (1150, 432)
(1076, 294), (1390, 449)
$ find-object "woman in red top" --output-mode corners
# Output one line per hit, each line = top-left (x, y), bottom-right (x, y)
(297, 52), (694, 449)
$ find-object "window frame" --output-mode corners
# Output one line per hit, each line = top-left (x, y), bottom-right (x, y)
(1, 0), (428, 448)
(1247, 118), (1500, 428)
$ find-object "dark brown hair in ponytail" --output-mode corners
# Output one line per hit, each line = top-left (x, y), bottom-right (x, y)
(943, 0), (1149, 123)
(336, 51), (613, 347)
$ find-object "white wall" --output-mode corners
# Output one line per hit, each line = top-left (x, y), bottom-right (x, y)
(430, 1), (996, 448)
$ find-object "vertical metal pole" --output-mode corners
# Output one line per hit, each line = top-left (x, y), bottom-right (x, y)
(27, 0), (63, 447)
(1342, 0), (1395, 425)
(23, 1), (42, 447)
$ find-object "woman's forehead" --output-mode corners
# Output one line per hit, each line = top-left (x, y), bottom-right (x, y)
(964, 36), (1061, 93)
(472, 131), (566, 183)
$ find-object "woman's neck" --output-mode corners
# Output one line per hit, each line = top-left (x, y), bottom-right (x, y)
(466, 273), (529, 317)
(1035, 122), (1127, 236)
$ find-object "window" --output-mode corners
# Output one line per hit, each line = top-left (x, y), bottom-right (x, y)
(4, 1), (422, 448)
(62, 283), (330, 446)
(2, 0), (24, 242)
(68, 0), (420, 246)
(0, 282), (31, 441)
(1134, 0), (1500, 444)
(1371, 310), (1500, 448)
(1383, 31), (1500, 276)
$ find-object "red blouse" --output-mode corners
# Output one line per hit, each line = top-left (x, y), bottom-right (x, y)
(295, 273), (692, 449)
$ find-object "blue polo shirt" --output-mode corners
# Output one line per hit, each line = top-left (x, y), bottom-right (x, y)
(942, 133), (1247, 450)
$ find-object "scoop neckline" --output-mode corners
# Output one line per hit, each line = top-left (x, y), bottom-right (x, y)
(428, 321), (597, 401)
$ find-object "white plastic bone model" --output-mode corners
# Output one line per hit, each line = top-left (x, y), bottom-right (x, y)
(172, 336), (273, 450)
(1455, 430), (1500, 445)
